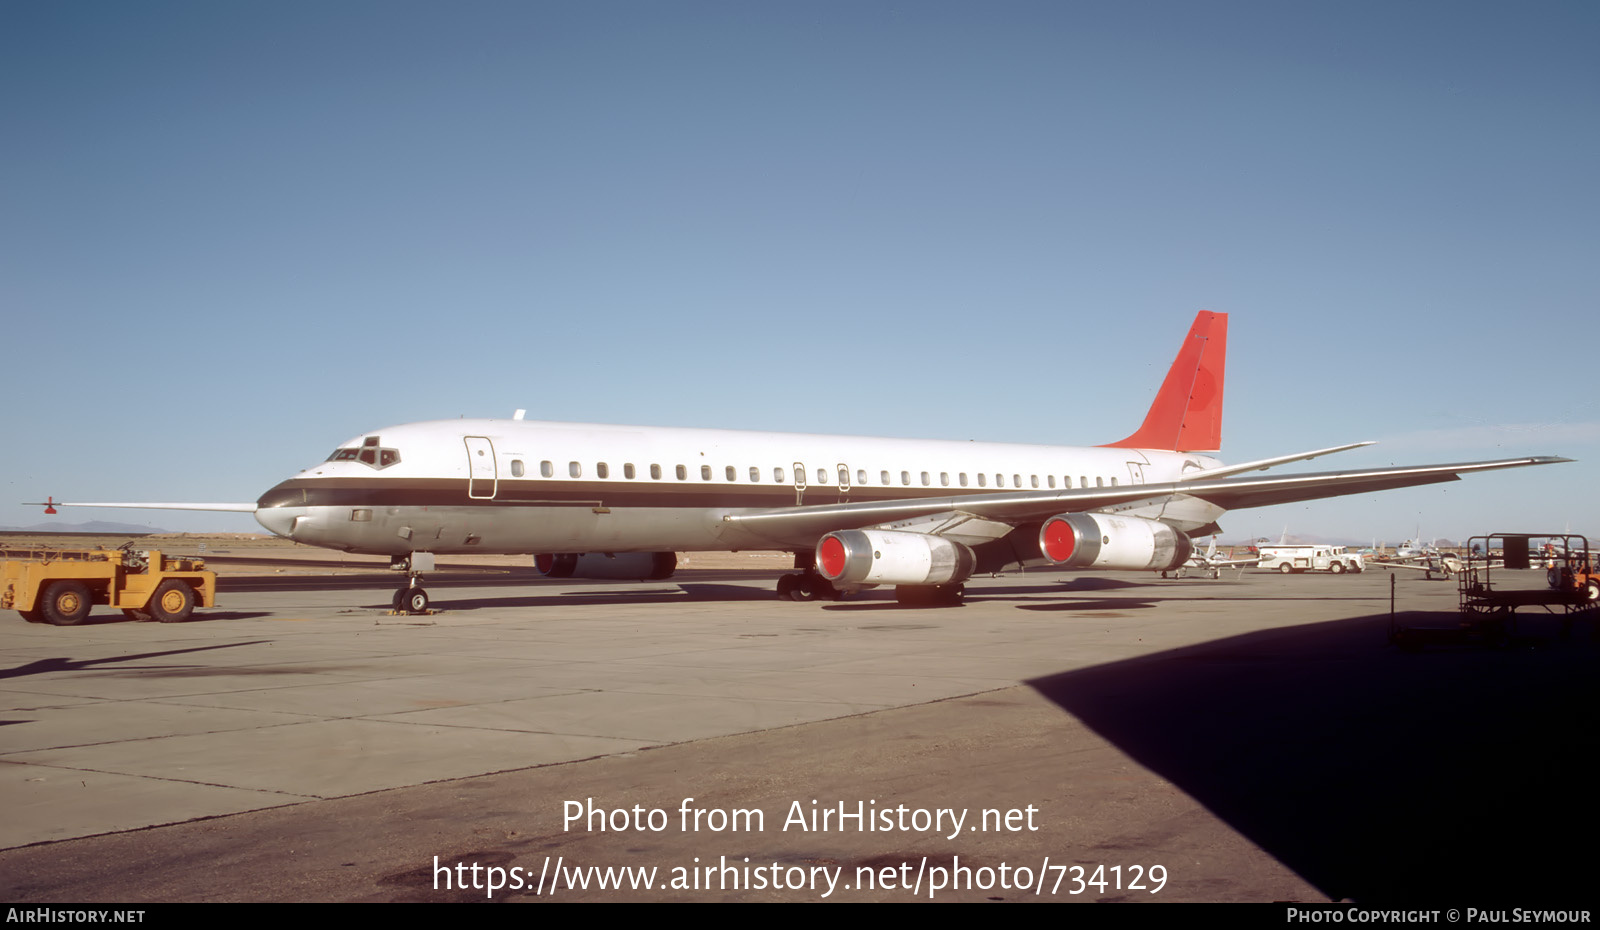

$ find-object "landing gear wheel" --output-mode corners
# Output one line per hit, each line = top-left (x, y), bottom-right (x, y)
(790, 575), (821, 601)
(122, 608), (154, 622)
(41, 580), (93, 626)
(394, 586), (429, 614)
(148, 580), (196, 623)
(778, 573), (840, 602)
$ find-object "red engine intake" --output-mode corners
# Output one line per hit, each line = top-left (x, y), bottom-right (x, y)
(1038, 513), (1192, 572)
(815, 530), (976, 586)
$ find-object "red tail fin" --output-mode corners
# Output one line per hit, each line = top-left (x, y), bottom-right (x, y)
(1102, 310), (1226, 452)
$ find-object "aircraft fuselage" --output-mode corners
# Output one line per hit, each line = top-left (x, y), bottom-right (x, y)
(253, 418), (1224, 557)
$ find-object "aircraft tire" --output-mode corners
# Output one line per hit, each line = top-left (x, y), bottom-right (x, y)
(41, 581), (93, 626)
(149, 580), (196, 623)
(789, 576), (821, 602)
(397, 587), (429, 614)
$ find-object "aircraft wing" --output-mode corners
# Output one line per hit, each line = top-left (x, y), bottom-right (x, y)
(30, 501), (259, 512)
(1199, 556), (1261, 568)
(722, 455), (1571, 545)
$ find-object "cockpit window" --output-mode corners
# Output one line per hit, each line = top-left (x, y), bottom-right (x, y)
(324, 437), (400, 470)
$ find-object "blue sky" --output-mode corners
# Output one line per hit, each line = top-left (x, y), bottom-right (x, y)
(3, 0), (1596, 544)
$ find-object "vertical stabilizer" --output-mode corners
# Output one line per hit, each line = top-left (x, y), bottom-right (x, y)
(1102, 310), (1226, 452)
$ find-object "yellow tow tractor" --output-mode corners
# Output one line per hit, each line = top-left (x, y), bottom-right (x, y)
(1, 544), (217, 625)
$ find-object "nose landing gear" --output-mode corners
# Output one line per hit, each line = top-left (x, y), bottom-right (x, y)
(390, 552), (436, 615)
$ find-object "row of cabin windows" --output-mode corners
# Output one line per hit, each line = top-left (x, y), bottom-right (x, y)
(505, 458), (1119, 489)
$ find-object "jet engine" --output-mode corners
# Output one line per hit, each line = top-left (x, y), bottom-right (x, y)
(534, 552), (677, 580)
(1038, 513), (1192, 572)
(815, 530), (977, 586)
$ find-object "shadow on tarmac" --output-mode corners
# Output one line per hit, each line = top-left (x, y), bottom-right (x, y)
(1027, 611), (1599, 904)
(0, 642), (272, 680)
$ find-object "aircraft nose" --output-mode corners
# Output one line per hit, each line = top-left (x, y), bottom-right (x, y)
(254, 505), (299, 539)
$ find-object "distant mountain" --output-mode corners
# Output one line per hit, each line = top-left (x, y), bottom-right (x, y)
(0, 520), (171, 534)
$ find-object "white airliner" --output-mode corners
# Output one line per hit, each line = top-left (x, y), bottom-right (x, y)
(49, 312), (1569, 611)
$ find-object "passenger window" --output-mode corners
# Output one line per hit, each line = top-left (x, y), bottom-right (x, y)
(881, 470), (891, 485)
(510, 460), (524, 478)
(817, 468), (827, 484)
(1063, 476), (1070, 488)
(1096, 476), (1104, 487)
(1047, 475), (1055, 488)
(977, 473), (987, 487)
(541, 461), (554, 478)
(901, 471), (910, 485)
(569, 461), (582, 478)
(1031, 475), (1039, 488)
(750, 467), (760, 482)
(651, 464), (662, 480)
(920, 471), (930, 486)
(725, 465), (736, 481)
(940, 472), (949, 487)
(597, 463), (609, 479)
(624, 463), (636, 479)
(701, 465), (712, 480)
(857, 469), (867, 484)
(676, 465), (687, 480)
(960, 473), (968, 487)
(996, 474), (1005, 488)
(774, 467), (785, 482)
(1014, 474), (1021, 487)
(1111, 477), (1118, 486)
(1080, 476), (1087, 487)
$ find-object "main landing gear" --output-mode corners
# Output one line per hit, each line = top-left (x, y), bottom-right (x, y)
(776, 550), (845, 601)
(776, 571), (843, 601)
(391, 552), (436, 615)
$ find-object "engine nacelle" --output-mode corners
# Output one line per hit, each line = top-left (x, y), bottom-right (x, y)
(816, 530), (976, 586)
(1038, 513), (1192, 572)
(534, 552), (677, 580)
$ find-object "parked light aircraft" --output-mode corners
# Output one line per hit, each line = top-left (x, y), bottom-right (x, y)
(1165, 537), (1260, 579)
(47, 312), (1570, 611)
